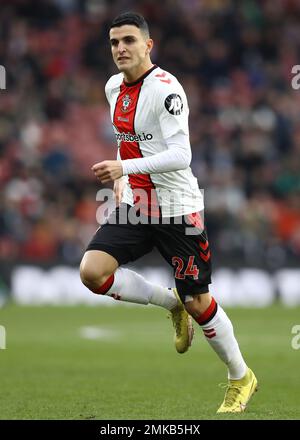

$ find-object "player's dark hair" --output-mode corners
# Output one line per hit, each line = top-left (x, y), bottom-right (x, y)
(110, 12), (150, 37)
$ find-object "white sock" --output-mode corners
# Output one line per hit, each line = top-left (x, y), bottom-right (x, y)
(198, 299), (247, 380)
(96, 267), (178, 310)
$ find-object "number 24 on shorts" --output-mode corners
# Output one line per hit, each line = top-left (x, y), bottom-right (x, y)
(172, 256), (199, 280)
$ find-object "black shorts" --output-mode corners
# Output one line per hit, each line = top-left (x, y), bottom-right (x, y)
(86, 203), (212, 300)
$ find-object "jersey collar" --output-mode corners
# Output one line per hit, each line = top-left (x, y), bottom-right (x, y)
(123, 65), (158, 87)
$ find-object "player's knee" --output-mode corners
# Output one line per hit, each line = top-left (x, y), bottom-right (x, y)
(184, 293), (212, 318)
(79, 260), (109, 291)
(184, 300), (199, 317)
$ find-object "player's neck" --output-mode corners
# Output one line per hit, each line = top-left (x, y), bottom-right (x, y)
(123, 62), (154, 84)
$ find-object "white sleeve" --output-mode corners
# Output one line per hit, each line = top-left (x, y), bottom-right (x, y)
(156, 80), (189, 139)
(121, 132), (191, 175)
(104, 81), (110, 104)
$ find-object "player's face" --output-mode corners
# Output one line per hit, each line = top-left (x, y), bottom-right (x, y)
(109, 25), (152, 74)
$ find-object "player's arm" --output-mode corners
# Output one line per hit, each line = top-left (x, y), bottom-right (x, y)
(121, 131), (191, 175)
(92, 78), (124, 185)
(92, 77), (124, 185)
(92, 131), (191, 182)
(91, 148), (126, 191)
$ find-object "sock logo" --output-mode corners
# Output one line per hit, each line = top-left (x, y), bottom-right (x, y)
(203, 328), (216, 339)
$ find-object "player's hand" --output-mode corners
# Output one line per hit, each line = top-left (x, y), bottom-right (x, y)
(113, 177), (126, 206)
(91, 160), (123, 183)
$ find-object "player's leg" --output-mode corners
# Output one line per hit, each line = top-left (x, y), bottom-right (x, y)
(80, 250), (118, 293)
(180, 231), (257, 413)
(80, 249), (177, 308)
(150, 218), (198, 354)
(184, 290), (248, 381)
(154, 215), (257, 412)
(80, 204), (178, 309)
(185, 295), (258, 413)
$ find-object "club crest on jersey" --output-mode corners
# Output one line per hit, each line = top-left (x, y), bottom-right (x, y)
(121, 94), (132, 113)
(165, 94), (183, 115)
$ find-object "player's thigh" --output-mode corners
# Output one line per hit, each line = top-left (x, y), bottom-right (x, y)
(81, 204), (153, 283)
(153, 219), (212, 303)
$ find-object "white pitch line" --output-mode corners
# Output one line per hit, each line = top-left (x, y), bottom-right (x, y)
(79, 326), (119, 341)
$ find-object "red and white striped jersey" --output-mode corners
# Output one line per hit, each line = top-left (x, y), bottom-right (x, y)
(105, 65), (204, 217)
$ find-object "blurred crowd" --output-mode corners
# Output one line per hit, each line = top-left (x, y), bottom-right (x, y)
(1, 0), (300, 267)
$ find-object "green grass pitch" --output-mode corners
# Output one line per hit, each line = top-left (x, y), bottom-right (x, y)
(0, 303), (300, 420)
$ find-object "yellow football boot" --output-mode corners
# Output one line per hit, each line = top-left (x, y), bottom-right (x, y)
(169, 288), (194, 353)
(217, 368), (258, 413)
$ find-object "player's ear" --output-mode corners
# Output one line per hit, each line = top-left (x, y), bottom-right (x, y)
(146, 38), (153, 55)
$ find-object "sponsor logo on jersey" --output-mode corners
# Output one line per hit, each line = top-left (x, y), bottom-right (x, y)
(121, 94), (132, 113)
(115, 132), (153, 142)
(165, 94), (183, 115)
(117, 116), (129, 122)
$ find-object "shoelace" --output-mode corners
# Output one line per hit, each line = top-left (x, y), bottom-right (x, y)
(219, 383), (243, 407)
